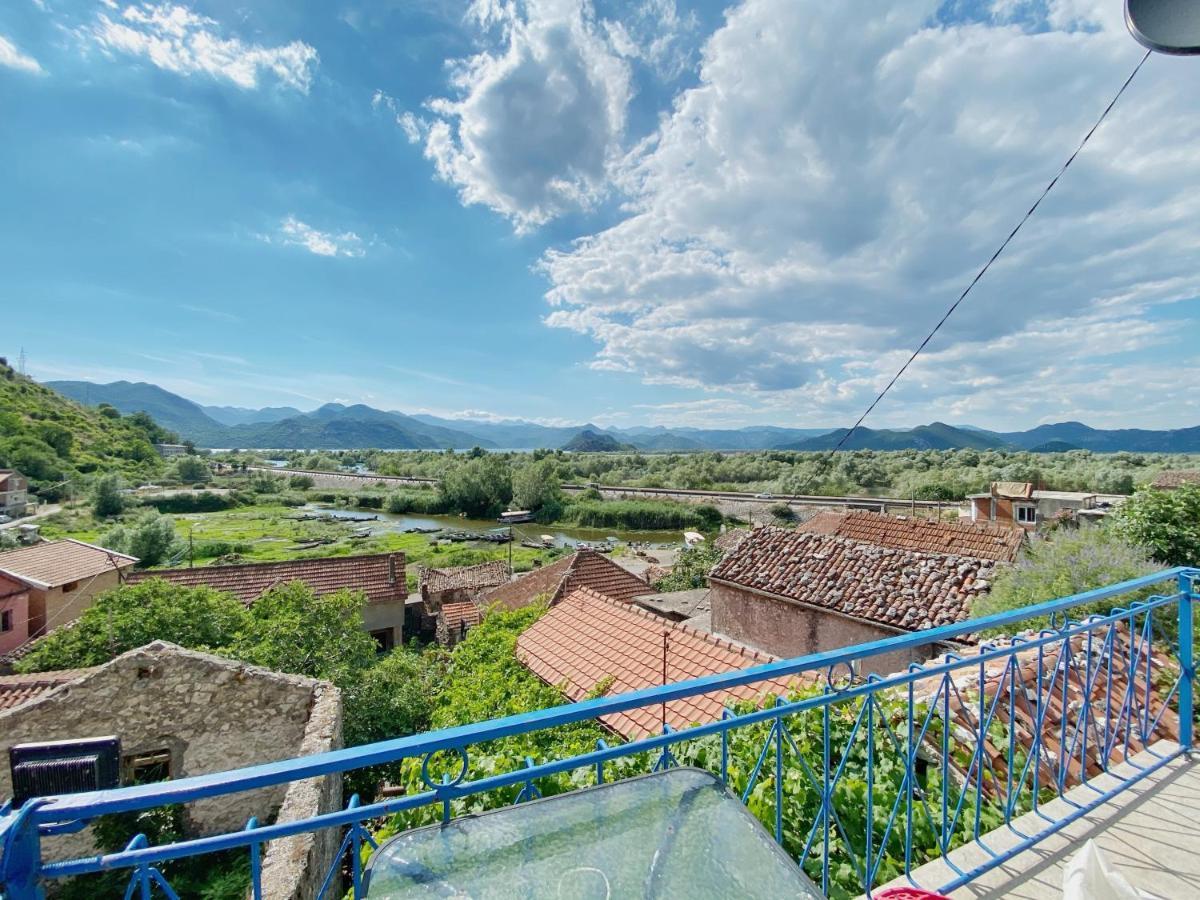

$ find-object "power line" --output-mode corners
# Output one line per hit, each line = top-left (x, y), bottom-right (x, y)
(832, 49), (1152, 453)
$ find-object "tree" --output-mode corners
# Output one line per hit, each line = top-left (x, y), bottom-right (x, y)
(511, 459), (562, 513)
(971, 525), (1159, 628)
(653, 544), (725, 592)
(15, 581), (251, 673)
(102, 510), (182, 568)
(92, 472), (125, 518)
(224, 582), (378, 685)
(438, 455), (513, 518)
(173, 455), (209, 483)
(1112, 484), (1200, 567)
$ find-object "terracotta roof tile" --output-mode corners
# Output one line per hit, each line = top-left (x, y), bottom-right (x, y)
(0, 540), (137, 589)
(128, 552), (406, 604)
(479, 550), (649, 610)
(797, 510), (1024, 562)
(1150, 470), (1200, 490)
(0, 668), (93, 711)
(442, 600), (483, 630)
(713, 528), (751, 553)
(710, 527), (1000, 633)
(516, 587), (803, 739)
(419, 561), (509, 595)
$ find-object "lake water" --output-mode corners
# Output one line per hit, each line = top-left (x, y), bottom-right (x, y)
(305, 505), (682, 549)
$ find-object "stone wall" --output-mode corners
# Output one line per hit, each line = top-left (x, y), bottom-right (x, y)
(0, 641), (339, 884)
(709, 580), (935, 677)
(257, 680), (343, 900)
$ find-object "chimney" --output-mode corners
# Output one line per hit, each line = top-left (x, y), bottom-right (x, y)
(387, 554), (397, 584)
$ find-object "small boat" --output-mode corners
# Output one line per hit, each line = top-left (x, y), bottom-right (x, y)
(540, 534), (555, 547)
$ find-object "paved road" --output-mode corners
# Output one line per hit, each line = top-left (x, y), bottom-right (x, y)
(0, 503), (61, 530)
(243, 466), (951, 514)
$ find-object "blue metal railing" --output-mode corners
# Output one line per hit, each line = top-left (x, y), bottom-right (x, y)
(1, 567), (1195, 898)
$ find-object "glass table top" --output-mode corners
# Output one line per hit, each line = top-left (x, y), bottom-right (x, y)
(365, 767), (826, 899)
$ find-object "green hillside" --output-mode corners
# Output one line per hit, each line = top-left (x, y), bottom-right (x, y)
(0, 363), (174, 499)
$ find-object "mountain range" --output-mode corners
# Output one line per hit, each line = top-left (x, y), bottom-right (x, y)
(44, 380), (1200, 453)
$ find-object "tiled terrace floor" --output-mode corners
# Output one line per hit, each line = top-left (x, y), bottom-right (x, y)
(890, 743), (1200, 899)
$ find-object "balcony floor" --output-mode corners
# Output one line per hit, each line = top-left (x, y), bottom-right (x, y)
(888, 742), (1200, 899)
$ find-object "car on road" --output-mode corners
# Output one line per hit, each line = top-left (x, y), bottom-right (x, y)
(754, 493), (773, 500)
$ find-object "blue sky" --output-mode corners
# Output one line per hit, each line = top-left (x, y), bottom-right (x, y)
(2, 0), (1198, 430)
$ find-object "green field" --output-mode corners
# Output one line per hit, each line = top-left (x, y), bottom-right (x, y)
(39, 503), (564, 588)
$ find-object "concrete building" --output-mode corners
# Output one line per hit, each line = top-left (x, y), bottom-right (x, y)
(129, 552), (408, 651)
(0, 539), (137, 656)
(708, 523), (1004, 676)
(966, 482), (1126, 529)
(0, 470), (29, 518)
(0, 642), (341, 898)
(153, 443), (189, 458)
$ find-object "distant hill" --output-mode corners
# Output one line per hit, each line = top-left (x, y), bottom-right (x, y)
(42, 380), (1200, 453)
(2, 368), (176, 493)
(201, 405), (304, 426)
(47, 380), (227, 444)
(784, 422), (1010, 451)
(562, 429), (636, 452)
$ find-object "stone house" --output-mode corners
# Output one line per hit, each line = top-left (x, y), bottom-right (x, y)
(415, 560), (510, 646)
(128, 552), (408, 651)
(0, 469), (29, 518)
(0, 642), (342, 899)
(965, 481), (1038, 529)
(0, 539), (138, 657)
(708, 520), (1007, 676)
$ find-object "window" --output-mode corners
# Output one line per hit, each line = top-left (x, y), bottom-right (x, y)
(1, 609), (11, 633)
(1014, 505), (1036, 525)
(370, 628), (395, 653)
(124, 750), (172, 785)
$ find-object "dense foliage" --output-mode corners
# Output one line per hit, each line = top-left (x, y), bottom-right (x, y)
(653, 543), (725, 591)
(1112, 483), (1200, 567)
(0, 365), (173, 499)
(101, 510), (183, 567)
(971, 525), (1160, 630)
(349, 446), (1196, 500)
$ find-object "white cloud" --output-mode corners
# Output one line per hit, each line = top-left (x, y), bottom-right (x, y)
(406, 0), (635, 231)
(266, 217), (366, 258)
(538, 0), (1200, 428)
(0, 34), (45, 75)
(87, 3), (317, 92)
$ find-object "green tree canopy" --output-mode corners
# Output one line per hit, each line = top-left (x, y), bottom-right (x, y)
(15, 580), (250, 673)
(438, 455), (513, 518)
(511, 458), (562, 513)
(971, 525), (1159, 628)
(172, 456), (209, 483)
(101, 510), (182, 568)
(91, 472), (126, 518)
(1112, 484), (1200, 567)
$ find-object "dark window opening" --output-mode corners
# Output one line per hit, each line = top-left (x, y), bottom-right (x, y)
(371, 628), (395, 653)
(124, 749), (172, 786)
(1, 609), (11, 632)
(61, 581), (79, 593)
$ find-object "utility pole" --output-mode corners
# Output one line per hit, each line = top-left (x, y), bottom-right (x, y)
(661, 629), (669, 732)
(507, 525), (513, 576)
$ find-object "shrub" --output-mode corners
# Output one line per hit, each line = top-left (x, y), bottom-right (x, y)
(91, 472), (125, 518)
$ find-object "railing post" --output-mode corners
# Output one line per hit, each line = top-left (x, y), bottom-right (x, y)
(0, 803), (44, 900)
(1180, 573), (1195, 754)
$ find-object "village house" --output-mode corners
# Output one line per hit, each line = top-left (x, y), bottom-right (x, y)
(0, 641), (341, 898)
(965, 481), (1125, 529)
(0, 539), (137, 658)
(478, 548), (651, 612)
(152, 442), (189, 458)
(0, 469), (29, 518)
(708, 516), (1013, 676)
(129, 552), (408, 651)
(415, 560), (510, 646)
(516, 586), (801, 739)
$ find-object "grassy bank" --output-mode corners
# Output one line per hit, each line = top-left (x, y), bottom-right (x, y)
(555, 498), (722, 531)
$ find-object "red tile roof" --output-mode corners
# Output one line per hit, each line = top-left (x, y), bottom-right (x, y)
(128, 552), (406, 604)
(517, 587), (803, 739)
(442, 600), (483, 631)
(419, 561), (509, 596)
(0, 540), (137, 589)
(710, 527), (999, 633)
(797, 510), (1024, 562)
(1150, 470), (1200, 490)
(479, 550), (649, 611)
(713, 528), (751, 553)
(0, 668), (93, 711)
